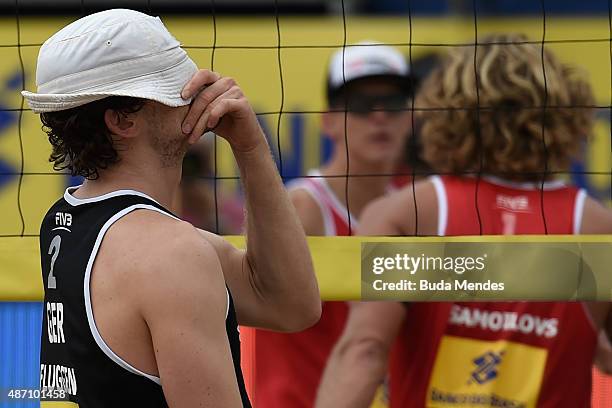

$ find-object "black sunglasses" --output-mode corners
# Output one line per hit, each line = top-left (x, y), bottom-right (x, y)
(332, 93), (410, 116)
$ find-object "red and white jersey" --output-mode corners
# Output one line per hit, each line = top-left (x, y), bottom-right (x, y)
(389, 175), (597, 408)
(430, 175), (587, 236)
(290, 169), (357, 236)
(252, 170), (355, 408)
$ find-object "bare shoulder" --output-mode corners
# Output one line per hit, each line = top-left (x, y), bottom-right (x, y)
(101, 209), (225, 309)
(581, 195), (612, 234)
(360, 179), (438, 236)
(97, 210), (241, 405)
(106, 209), (213, 259)
(289, 186), (325, 235)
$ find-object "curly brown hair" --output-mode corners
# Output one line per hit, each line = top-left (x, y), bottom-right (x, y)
(416, 33), (595, 181)
(40, 96), (146, 179)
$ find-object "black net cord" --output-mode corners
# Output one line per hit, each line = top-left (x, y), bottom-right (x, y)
(472, 0), (484, 235)
(540, 0), (550, 234)
(7, 37), (612, 50)
(0, 170), (608, 179)
(0, 104), (612, 116)
(609, 0), (612, 204)
(1, 105), (609, 115)
(340, 0), (353, 235)
(14, 0), (26, 237)
(210, 0), (220, 234)
(274, 0), (285, 182)
(408, 0), (418, 236)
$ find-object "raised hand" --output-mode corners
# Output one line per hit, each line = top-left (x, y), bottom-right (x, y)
(181, 69), (265, 153)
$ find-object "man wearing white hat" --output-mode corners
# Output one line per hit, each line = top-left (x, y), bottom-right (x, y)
(25, 9), (321, 407)
(252, 41), (414, 408)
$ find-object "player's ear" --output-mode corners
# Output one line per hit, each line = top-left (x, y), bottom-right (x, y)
(104, 108), (138, 138)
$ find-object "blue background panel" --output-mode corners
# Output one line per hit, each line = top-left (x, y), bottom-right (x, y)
(0, 302), (41, 408)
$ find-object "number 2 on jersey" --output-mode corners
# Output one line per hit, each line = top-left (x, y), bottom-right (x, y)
(48, 235), (61, 289)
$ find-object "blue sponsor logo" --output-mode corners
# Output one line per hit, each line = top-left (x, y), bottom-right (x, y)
(469, 350), (504, 385)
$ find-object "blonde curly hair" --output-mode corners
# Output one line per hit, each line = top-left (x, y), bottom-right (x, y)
(416, 33), (595, 181)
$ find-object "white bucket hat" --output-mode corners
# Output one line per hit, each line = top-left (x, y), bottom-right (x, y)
(22, 9), (198, 113)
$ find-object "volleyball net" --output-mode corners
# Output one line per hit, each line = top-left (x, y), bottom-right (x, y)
(0, 0), (611, 406)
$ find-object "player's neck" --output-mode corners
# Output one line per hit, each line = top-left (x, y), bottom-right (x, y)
(320, 159), (393, 219)
(73, 157), (182, 211)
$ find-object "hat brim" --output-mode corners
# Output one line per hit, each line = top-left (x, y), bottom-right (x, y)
(22, 55), (198, 113)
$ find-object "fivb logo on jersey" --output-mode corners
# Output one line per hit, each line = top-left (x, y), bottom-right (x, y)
(54, 212), (72, 232)
(55, 212), (72, 226)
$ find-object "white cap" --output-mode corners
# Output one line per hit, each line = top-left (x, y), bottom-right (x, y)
(22, 9), (198, 113)
(327, 41), (410, 100)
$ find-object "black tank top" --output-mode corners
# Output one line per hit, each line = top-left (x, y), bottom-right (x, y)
(39, 187), (251, 407)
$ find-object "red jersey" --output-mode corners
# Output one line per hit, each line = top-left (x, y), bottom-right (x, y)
(252, 170), (353, 408)
(389, 175), (597, 408)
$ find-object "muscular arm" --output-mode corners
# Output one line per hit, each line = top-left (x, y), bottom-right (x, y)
(315, 302), (406, 408)
(182, 70), (320, 332)
(196, 144), (321, 331)
(133, 216), (243, 407)
(197, 188), (324, 331)
(227, 141), (321, 331)
(237, 152), (324, 332)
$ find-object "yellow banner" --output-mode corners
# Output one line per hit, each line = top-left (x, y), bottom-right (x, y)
(4, 235), (612, 301)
